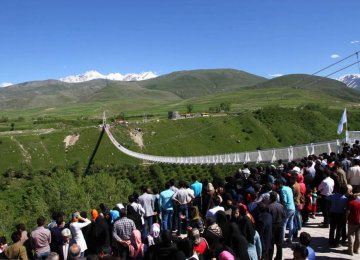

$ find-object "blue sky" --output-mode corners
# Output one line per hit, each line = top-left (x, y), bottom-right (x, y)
(1, 0), (360, 84)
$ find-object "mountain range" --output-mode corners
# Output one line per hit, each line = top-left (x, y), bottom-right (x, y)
(337, 74), (360, 89)
(0, 69), (359, 114)
(60, 70), (158, 83)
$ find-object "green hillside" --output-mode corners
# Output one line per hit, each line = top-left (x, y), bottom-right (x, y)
(140, 69), (267, 98)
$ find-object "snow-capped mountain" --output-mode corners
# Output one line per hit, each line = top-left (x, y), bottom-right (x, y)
(0, 82), (13, 88)
(338, 74), (360, 89)
(60, 70), (158, 83)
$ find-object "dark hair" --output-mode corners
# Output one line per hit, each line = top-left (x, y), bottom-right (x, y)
(100, 245), (112, 255)
(128, 194), (135, 203)
(293, 244), (308, 258)
(270, 191), (278, 202)
(11, 231), (21, 243)
(177, 238), (194, 258)
(213, 195), (222, 206)
(299, 232), (311, 246)
(164, 182), (171, 190)
(0, 236), (6, 245)
(191, 175), (197, 181)
(56, 215), (64, 226)
(120, 208), (127, 217)
(16, 223), (25, 232)
(37, 216), (46, 226)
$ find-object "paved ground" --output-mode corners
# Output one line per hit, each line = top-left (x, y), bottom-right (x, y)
(282, 214), (358, 260)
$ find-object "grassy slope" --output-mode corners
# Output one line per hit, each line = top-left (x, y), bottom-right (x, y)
(140, 69), (267, 98)
(2, 107), (360, 173)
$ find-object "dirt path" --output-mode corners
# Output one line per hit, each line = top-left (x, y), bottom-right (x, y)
(129, 129), (144, 148)
(10, 136), (31, 164)
(0, 128), (55, 136)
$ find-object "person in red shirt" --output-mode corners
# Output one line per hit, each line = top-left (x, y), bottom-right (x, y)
(347, 193), (360, 255)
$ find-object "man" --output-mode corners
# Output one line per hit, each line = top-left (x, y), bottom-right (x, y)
(55, 228), (77, 260)
(30, 216), (51, 260)
(256, 202), (273, 260)
(173, 180), (194, 235)
(112, 208), (136, 259)
(4, 231), (28, 260)
(190, 175), (203, 211)
(69, 212), (91, 257)
(159, 182), (175, 231)
(138, 186), (156, 239)
(318, 168), (334, 227)
(328, 185), (348, 247)
(347, 159), (360, 193)
(274, 179), (295, 244)
(68, 244), (82, 260)
(268, 191), (285, 260)
(347, 186), (360, 256)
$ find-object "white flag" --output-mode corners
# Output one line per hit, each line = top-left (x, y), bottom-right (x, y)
(337, 108), (347, 135)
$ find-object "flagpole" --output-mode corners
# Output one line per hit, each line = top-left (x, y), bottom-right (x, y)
(345, 108), (348, 143)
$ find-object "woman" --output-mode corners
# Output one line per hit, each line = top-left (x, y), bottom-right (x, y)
(129, 230), (147, 260)
(188, 206), (204, 233)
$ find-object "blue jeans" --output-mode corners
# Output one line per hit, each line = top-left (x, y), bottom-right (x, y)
(178, 204), (189, 235)
(143, 216), (153, 239)
(282, 209), (295, 242)
(36, 251), (50, 260)
(162, 209), (173, 231)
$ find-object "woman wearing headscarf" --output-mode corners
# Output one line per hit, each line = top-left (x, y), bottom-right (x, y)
(153, 230), (178, 260)
(146, 223), (161, 247)
(237, 204), (255, 245)
(129, 230), (147, 260)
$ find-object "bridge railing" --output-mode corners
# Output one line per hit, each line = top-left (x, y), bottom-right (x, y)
(104, 126), (360, 165)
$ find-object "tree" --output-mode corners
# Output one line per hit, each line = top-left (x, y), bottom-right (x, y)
(187, 104), (194, 113)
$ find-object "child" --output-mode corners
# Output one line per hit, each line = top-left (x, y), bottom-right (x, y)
(310, 187), (317, 219)
(303, 189), (313, 224)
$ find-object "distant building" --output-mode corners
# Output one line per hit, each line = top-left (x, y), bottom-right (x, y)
(168, 111), (181, 119)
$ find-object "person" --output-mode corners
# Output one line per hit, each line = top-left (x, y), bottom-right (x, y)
(4, 231), (28, 260)
(310, 187), (317, 219)
(299, 232), (315, 260)
(247, 230), (262, 260)
(256, 202), (272, 260)
(347, 189), (360, 256)
(112, 208), (136, 259)
(68, 244), (82, 260)
(0, 236), (7, 259)
(318, 169), (334, 228)
(146, 223), (161, 247)
(94, 214), (110, 253)
(159, 182), (175, 231)
(328, 185), (348, 247)
(188, 206), (204, 233)
(46, 252), (59, 260)
(55, 228), (77, 260)
(30, 216), (51, 260)
(347, 159), (360, 193)
(50, 216), (65, 252)
(69, 211), (91, 257)
(173, 181), (194, 235)
(190, 175), (203, 211)
(138, 187), (156, 239)
(128, 230), (147, 260)
(205, 195), (225, 222)
(188, 228), (209, 258)
(292, 244), (308, 260)
(268, 191), (285, 260)
(274, 179), (295, 244)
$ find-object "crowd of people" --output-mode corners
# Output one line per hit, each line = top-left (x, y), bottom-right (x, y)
(1, 141), (360, 260)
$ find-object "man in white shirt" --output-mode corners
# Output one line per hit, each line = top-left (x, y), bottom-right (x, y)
(173, 181), (194, 235)
(318, 170), (335, 227)
(69, 212), (91, 257)
(347, 159), (360, 193)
